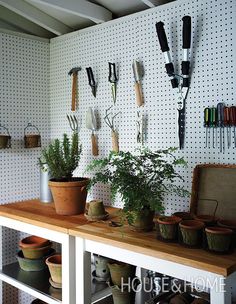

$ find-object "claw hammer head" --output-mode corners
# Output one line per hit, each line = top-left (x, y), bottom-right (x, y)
(68, 67), (81, 76)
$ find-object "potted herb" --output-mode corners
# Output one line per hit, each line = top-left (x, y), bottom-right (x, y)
(87, 148), (188, 231)
(40, 133), (89, 215)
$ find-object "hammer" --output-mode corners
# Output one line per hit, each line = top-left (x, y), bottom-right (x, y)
(68, 67), (81, 111)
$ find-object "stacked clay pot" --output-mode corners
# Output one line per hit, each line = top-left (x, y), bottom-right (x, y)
(169, 293), (209, 304)
(17, 236), (53, 272)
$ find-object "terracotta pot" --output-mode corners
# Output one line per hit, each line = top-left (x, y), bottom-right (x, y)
(129, 209), (154, 232)
(31, 300), (48, 304)
(46, 254), (62, 284)
(108, 262), (136, 287)
(218, 219), (236, 248)
(24, 134), (41, 148)
(172, 212), (193, 220)
(88, 200), (106, 217)
(19, 235), (50, 249)
(194, 214), (217, 226)
(49, 177), (90, 215)
(205, 227), (233, 253)
(17, 249), (55, 272)
(157, 216), (181, 240)
(21, 243), (52, 259)
(94, 255), (112, 279)
(179, 220), (205, 247)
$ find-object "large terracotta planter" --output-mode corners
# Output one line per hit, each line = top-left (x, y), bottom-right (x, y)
(205, 227), (233, 253)
(179, 220), (205, 247)
(46, 254), (62, 284)
(157, 216), (181, 241)
(49, 177), (90, 215)
(108, 262), (136, 287)
(129, 209), (154, 232)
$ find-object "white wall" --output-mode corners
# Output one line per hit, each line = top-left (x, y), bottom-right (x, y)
(0, 30), (50, 303)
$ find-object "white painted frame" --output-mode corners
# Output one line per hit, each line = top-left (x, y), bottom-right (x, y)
(0, 216), (76, 304)
(75, 237), (235, 304)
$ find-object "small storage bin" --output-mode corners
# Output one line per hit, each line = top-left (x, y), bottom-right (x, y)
(0, 125), (11, 149)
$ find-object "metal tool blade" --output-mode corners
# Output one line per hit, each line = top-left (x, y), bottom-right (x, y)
(111, 83), (117, 104)
(132, 60), (143, 82)
(92, 86), (96, 98)
(178, 108), (185, 149)
(86, 107), (97, 132)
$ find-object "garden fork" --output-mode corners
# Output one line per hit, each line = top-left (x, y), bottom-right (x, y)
(67, 115), (79, 132)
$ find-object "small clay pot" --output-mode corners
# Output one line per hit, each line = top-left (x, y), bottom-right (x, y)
(0, 135), (10, 149)
(205, 227), (233, 253)
(157, 216), (181, 240)
(94, 255), (111, 279)
(108, 262), (136, 287)
(21, 243), (52, 259)
(31, 300), (48, 304)
(88, 200), (106, 217)
(24, 135), (41, 148)
(172, 212), (193, 220)
(46, 254), (62, 284)
(193, 214), (217, 226)
(129, 209), (154, 232)
(17, 249), (55, 272)
(179, 220), (205, 247)
(19, 236), (50, 249)
(191, 299), (209, 304)
(218, 219), (236, 248)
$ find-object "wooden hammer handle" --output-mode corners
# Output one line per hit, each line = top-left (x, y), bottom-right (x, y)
(71, 73), (77, 111)
(112, 131), (119, 152)
(91, 134), (99, 156)
(134, 82), (143, 107)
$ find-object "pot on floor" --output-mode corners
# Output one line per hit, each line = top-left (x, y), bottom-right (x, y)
(108, 262), (136, 287)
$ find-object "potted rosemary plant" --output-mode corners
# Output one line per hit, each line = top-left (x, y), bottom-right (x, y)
(87, 148), (188, 231)
(40, 133), (89, 215)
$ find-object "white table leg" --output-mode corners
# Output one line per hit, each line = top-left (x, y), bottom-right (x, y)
(76, 237), (91, 304)
(62, 234), (76, 304)
(0, 226), (2, 304)
(210, 276), (232, 304)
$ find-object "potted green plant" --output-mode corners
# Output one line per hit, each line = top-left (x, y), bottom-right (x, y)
(40, 133), (89, 215)
(87, 148), (188, 231)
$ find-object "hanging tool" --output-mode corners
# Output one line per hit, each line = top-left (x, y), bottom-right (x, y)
(67, 115), (78, 133)
(230, 106), (236, 147)
(86, 67), (97, 98)
(209, 108), (217, 148)
(104, 106), (121, 152)
(108, 62), (118, 104)
(68, 67), (82, 112)
(132, 60), (144, 107)
(86, 108), (99, 156)
(217, 103), (225, 152)
(224, 106), (231, 148)
(204, 108), (210, 148)
(136, 111), (144, 145)
(156, 16), (191, 149)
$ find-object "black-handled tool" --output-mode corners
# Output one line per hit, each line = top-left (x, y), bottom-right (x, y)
(86, 67), (96, 98)
(155, 16), (192, 150)
(209, 107), (217, 148)
(230, 106), (236, 147)
(224, 106), (230, 148)
(182, 16), (191, 88)
(108, 62), (118, 103)
(204, 108), (210, 148)
(217, 102), (225, 152)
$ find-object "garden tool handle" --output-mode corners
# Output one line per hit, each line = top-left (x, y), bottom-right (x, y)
(91, 133), (99, 156)
(111, 131), (119, 152)
(134, 82), (143, 107)
(182, 16), (191, 49)
(156, 21), (169, 52)
(71, 73), (77, 112)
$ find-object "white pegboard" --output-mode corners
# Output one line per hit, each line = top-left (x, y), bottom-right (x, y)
(0, 31), (50, 303)
(50, 0), (236, 214)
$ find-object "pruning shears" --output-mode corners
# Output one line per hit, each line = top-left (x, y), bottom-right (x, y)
(156, 16), (192, 149)
(86, 67), (97, 98)
(108, 62), (118, 104)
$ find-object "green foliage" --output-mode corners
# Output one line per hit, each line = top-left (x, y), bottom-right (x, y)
(40, 133), (82, 180)
(87, 148), (189, 215)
